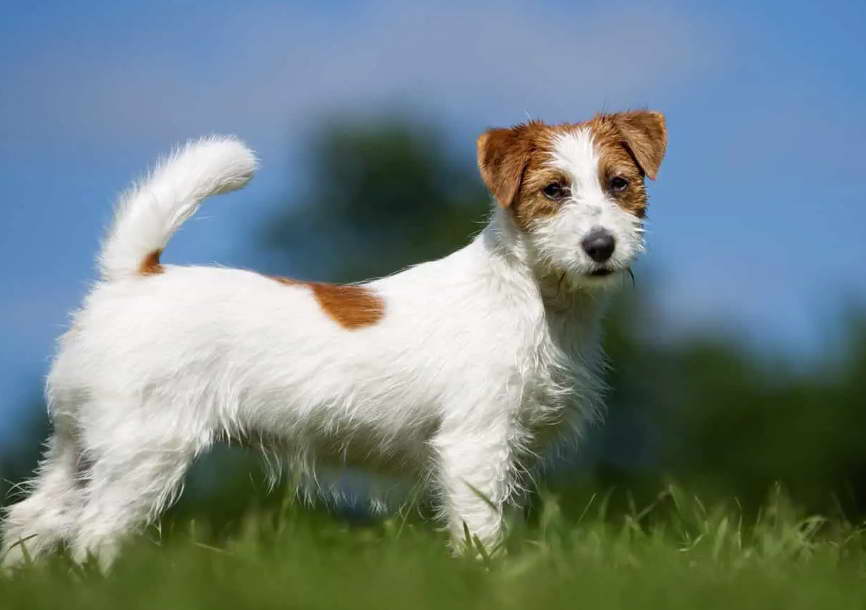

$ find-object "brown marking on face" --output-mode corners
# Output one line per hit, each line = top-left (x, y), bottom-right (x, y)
(476, 111), (666, 226)
(139, 249), (164, 275)
(477, 121), (565, 230)
(587, 115), (648, 218)
(587, 111), (666, 218)
(610, 110), (667, 180)
(270, 276), (384, 329)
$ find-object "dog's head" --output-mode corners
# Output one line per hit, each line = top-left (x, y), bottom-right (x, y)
(477, 111), (666, 290)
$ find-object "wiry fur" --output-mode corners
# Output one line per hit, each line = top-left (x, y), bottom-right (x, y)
(1, 113), (665, 571)
(99, 136), (257, 281)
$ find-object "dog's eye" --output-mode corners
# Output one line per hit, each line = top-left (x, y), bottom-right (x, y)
(610, 177), (629, 193)
(542, 182), (568, 200)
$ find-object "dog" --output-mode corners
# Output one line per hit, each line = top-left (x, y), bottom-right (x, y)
(1, 110), (666, 570)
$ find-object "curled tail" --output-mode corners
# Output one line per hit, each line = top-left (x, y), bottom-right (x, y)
(99, 136), (257, 281)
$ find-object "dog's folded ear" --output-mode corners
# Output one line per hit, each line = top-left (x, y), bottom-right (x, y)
(476, 126), (532, 208)
(613, 111), (667, 180)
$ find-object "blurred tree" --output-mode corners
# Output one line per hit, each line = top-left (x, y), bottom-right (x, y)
(589, 294), (866, 517)
(261, 117), (487, 282)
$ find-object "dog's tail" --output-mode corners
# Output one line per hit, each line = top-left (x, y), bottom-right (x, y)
(98, 136), (257, 281)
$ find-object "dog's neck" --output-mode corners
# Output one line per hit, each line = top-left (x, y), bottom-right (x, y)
(471, 208), (607, 419)
(478, 207), (610, 320)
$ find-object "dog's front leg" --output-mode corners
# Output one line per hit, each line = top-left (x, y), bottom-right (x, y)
(432, 419), (521, 554)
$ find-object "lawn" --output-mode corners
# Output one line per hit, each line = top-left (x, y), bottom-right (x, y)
(2, 485), (864, 609)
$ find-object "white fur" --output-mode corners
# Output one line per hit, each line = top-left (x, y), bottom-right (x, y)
(100, 136), (257, 281)
(528, 128), (645, 289)
(1, 131), (645, 571)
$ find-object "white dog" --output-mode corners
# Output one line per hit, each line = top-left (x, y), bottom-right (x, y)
(1, 111), (666, 570)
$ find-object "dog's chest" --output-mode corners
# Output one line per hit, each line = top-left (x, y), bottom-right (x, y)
(516, 309), (604, 442)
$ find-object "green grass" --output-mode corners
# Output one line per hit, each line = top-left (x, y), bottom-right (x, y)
(2, 485), (865, 609)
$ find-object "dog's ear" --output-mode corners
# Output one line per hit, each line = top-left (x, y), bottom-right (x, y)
(477, 127), (532, 208)
(613, 111), (667, 180)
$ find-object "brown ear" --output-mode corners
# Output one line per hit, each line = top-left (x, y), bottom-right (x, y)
(476, 127), (531, 208)
(613, 111), (667, 180)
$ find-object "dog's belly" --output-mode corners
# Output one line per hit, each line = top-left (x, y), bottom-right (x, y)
(232, 416), (435, 477)
(237, 371), (442, 475)
(309, 421), (436, 474)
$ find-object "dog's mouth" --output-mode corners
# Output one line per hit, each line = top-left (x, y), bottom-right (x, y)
(588, 268), (614, 277)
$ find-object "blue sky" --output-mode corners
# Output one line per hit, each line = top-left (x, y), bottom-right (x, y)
(1, 0), (865, 443)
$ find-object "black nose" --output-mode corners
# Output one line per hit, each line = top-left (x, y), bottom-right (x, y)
(582, 229), (616, 263)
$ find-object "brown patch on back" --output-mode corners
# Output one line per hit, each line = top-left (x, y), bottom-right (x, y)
(139, 249), (164, 275)
(312, 283), (384, 329)
(270, 276), (384, 329)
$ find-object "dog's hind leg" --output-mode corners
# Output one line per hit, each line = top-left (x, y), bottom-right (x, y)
(1, 422), (85, 569)
(69, 412), (208, 572)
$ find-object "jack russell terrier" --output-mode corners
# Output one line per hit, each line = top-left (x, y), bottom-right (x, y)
(2, 110), (666, 570)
